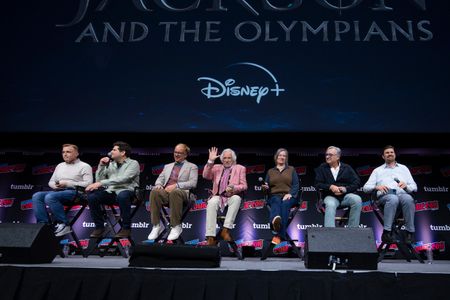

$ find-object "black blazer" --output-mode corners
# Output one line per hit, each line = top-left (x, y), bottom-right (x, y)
(314, 162), (361, 199)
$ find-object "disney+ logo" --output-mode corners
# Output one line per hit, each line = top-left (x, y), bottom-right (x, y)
(197, 62), (285, 104)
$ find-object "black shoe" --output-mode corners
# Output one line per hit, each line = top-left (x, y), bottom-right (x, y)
(404, 232), (415, 244)
(114, 228), (131, 238)
(381, 230), (394, 244)
(90, 228), (106, 238)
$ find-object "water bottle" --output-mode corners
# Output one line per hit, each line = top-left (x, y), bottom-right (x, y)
(123, 245), (130, 257)
(63, 243), (70, 257)
(426, 246), (433, 264)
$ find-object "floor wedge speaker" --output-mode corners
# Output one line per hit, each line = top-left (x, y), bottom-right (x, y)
(0, 223), (59, 264)
(129, 244), (221, 268)
(304, 227), (378, 270)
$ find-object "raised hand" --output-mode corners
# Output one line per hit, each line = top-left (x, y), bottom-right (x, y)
(208, 147), (220, 161)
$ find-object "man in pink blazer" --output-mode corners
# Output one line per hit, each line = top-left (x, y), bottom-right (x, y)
(203, 147), (247, 246)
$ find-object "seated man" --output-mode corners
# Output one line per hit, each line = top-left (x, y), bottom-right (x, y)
(314, 146), (362, 227)
(32, 144), (93, 236)
(86, 141), (140, 238)
(203, 147), (247, 246)
(147, 143), (198, 241)
(363, 145), (417, 244)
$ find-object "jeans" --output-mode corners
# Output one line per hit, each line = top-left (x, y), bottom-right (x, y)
(87, 190), (134, 229)
(267, 195), (299, 239)
(32, 189), (77, 224)
(377, 193), (415, 232)
(324, 193), (362, 227)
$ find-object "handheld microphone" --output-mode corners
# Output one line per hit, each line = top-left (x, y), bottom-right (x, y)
(394, 177), (406, 190)
(106, 151), (112, 168)
(258, 177), (269, 187)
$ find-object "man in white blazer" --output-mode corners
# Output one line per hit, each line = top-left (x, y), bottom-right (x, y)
(148, 143), (198, 241)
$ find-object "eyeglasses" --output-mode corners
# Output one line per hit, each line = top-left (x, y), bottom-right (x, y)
(174, 151), (186, 155)
(325, 153), (336, 157)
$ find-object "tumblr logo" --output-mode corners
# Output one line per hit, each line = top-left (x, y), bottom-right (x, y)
(197, 62), (285, 104)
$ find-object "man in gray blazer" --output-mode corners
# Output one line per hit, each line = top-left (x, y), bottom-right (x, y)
(148, 143), (198, 241)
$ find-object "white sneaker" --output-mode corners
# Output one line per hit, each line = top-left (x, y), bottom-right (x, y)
(147, 224), (163, 240)
(167, 225), (182, 241)
(55, 224), (72, 237)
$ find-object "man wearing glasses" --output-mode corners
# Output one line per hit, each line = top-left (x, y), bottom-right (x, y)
(147, 143), (198, 241)
(314, 146), (362, 227)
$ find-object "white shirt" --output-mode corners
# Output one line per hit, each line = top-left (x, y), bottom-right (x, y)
(363, 162), (417, 197)
(49, 159), (93, 189)
(330, 163), (340, 181)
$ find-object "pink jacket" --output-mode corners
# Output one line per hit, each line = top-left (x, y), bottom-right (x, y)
(202, 163), (248, 197)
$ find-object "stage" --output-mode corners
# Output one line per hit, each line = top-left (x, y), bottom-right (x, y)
(1, 257), (450, 300)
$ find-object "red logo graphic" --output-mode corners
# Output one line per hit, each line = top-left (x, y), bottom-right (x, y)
(273, 241), (290, 254)
(151, 164), (164, 175)
(362, 201), (374, 213)
(242, 199), (265, 210)
(410, 165), (432, 175)
(440, 166), (450, 177)
(298, 201), (308, 211)
(245, 165), (265, 174)
(190, 199), (207, 211)
(20, 199), (33, 210)
(356, 165), (376, 177)
(0, 163), (26, 174)
(235, 239), (264, 250)
(415, 201), (439, 212)
(0, 198), (15, 208)
(69, 239), (89, 249)
(295, 166), (307, 176)
(414, 241), (445, 252)
(32, 165), (56, 175)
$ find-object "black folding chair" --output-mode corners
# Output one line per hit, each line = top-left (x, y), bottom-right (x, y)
(261, 191), (304, 261)
(152, 189), (195, 245)
(42, 185), (88, 257)
(370, 191), (424, 263)
(61, 186), (89, 257)
(213, 193), (245, 260)
(315, 189), (350, 227)
(86, 187), (144, 258)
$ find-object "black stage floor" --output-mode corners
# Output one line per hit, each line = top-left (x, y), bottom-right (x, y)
(2, 257), (450, 273)
(1, 258), (450, 300)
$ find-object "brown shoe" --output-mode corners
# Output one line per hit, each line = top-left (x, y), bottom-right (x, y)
(114, 228), (131, 238)
(272, 216), (281, 232)
(271, 236), (281, 245)
(206, 236), (217, 246)
(90, 228), (106, 238)
(220, 228), (233, 242)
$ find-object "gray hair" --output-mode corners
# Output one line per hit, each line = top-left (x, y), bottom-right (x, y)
(220, 148), (237, 163)
(274, 148), (289, 166)
(326, 146), (341, 157)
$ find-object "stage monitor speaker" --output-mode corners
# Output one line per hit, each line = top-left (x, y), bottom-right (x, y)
(0, 223), (60, 264)
(304, 227), (378, 270)
(129, 244), (221, 268)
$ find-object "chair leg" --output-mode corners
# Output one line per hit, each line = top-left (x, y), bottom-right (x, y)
(285, 234), (302, 260)
(261, 241), (275, 261)
(70, 231), (88, 258)
(227, 240), (244, 260)
(377, 242), (390, 263)
(86, 237), (103, 256)
(407, 243), (425, 263)
(114, 238), (129, 258)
